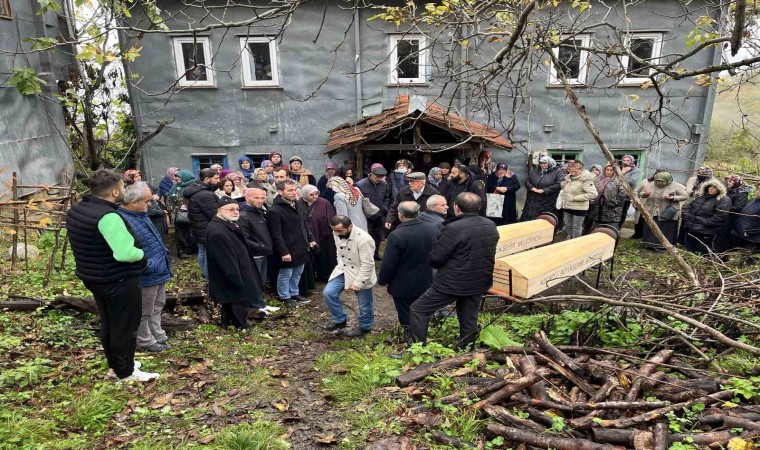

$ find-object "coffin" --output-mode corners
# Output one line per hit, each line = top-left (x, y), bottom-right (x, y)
(495, 219), (555, 259)
(493, 233), (616, 298)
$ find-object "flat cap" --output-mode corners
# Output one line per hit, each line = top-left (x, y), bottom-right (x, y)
(217, 196), (238, 208)
(406, 172), (426, 181)
(371, 166), (388, 176)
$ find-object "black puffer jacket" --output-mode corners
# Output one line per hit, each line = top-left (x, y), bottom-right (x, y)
(238, 203), (273, 257)
(429, 213), (499, 296)
(266, 196), (314, 267)
(182, 181), (218, 244)
(683, 180), (732, 236)
(441, 176), (487, 218)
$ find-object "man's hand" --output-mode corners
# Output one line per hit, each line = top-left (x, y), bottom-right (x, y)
(309, 241), (317, 248)
(536, 189), (544, 194)
(282, 254), (292, 262)
(384, 222), (392, 230)
(347, 284), (360, 291)
(496, 187), (507, 193)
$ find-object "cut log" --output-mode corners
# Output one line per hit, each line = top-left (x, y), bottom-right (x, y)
(493, 219), (555, 259)
(591, 428), (739, 448)
(483, 404), (546, 432)
(650, 378), (720, 402)
(54, 295), (98, 313)
(536, 352), (597, 396)
(596, 390), (735, 428)
(697, 414), (760, 431)
(497, 346), (640, 356)
(493, 232), (615, 298)
(518, 354), (550, 401)
(626, 349), (674, 401)
(670, 358), (707, 379)
(430, 431), (474, 448)
(487, 424), (617, 450)
(395, 352), (488, 387)
(533, 331), (586, 376)
(653, 422), (668, 450)
(474, 368), (551, 409)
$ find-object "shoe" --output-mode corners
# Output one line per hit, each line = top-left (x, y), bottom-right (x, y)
(137, 342), (169, 353)
(247, 309), (267, 320)
(323, 320), (347, 331)
(344, 327), (371, 337)
(261, 305), (281, 313)
(282, 299), (300, 308)
(292, 295), (311, 304)
(107, 361), (142, 379)
(116, 368), (160, 383)
(177, 253), (190, 259)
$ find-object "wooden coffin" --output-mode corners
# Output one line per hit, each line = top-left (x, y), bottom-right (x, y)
(493, 233), (616, 298)
(494, 219), (555, 259)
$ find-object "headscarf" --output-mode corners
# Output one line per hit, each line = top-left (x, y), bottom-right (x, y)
(395, 159), (413, 172)
(252, 168), (268, 183)
(269, 151), (282, 161)
(167, 169), (196, 206)
(597, 164), (615, 194)
(647, 168), (665, 182)
(696, 166), (713, 183)
(327, 176), (359, 206)
(238, 156), (254, 179)
(325, 161), (338, 174)
(653, 172), (673, 186)
(495, 162), (514, 178)
(166, 167), (180, 178)
(301, 184), (319, 202)
(622, 155), (637, 166)
(219, 169), (232, 179)
(538, 156), (557, 170)
(225, 172), (242, 182)
(123, 169), (140, 185)
(725, 174), (744, 188)
(590, 164), (602, 174)
(428, 167), (442, 186)
(261, 160), (273, 169)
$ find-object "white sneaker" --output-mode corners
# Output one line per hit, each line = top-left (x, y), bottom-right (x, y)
(262, 305), (280, 313)
(107, 361), (143, 379)
(116, 368), (160, 383)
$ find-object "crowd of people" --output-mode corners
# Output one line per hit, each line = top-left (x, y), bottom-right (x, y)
(66, 151), (759, 382)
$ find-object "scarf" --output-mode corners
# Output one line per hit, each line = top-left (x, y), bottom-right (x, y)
(327, 176), (359, 206)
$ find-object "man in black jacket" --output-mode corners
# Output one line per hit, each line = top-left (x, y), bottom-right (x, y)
(378, 202), (439, 332)
(355, 165), (390, 260)
(66, 170), (159, 382)
(442, 164), (487, 218)
(207, 196), (264, 329)
(238, 188), (277, 312)
(183, 168), (220, 279)
(385, 172), (439, 229)
(408, 192), (499, 350)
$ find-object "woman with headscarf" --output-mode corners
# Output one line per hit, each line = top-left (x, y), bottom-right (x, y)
(261, 160), (275, 182)
(632, 169), (664, 239)
(289, 156), (317, 187)
(472, 150), (497, 176)
(714, 175), (754, 253)
(269, 151), (288, 171)
(167, 170), (198, 258)
(428, 167), (444, 189)
(247, 168), (277, 206)
(237, 156), (255, 183)
(521, 156), (565, 221)
(328, 176), (368, 231)
(159, 167), (180, 199)
(302, 185), (338, 281)
(589, 164), (602, 177)
(389, 159), (412, 199)
(617, 154), (641, 228)
(486, 162), (521, 225)
(682, 179), (732, 255)
(588, 165), (626, 229)
(640, 172), (688, 251)
(317, 162), (339, 204)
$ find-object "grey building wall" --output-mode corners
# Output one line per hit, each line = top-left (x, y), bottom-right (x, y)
(122, 0), (718, 191)
(0, 0), (74, 191)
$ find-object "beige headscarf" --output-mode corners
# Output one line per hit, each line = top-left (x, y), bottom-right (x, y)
(327, 176), (359, 206)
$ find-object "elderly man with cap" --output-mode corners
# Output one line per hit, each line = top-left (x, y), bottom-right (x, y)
(385, 172), (439, 230)
(206, 196), (264, 329)
(289, 156), (316, 187)
(356, 165), (391, 260)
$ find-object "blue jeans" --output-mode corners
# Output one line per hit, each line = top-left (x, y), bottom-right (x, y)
(277, 264), (304, 299)
(198, 243), (208, 280)
(323, 274), (374, 330)
(251, 257), (268, 308)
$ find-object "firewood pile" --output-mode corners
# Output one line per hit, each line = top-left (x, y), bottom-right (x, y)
(394, 332), (760, 449)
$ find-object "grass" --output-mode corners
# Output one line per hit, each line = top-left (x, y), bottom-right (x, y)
(212, 421), (290, 450)
(316, 344), (403, 404)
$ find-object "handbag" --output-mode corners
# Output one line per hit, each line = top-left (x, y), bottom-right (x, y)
(174, 208), (191, 225)
(658, 204), (679, 221)
(486, 192), (505, 218)
(361, 197), (380, 218)
(555, 190), (564, 210)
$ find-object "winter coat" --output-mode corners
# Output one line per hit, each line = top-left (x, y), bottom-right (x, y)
(117, 207), (172, 287)
(521, 166), (565, 220)
(238, 203), (273, 257)
(441, 176), (487, 218)
(685, 175), (716, 206)
(417, 210), (445, 234)
(317, 175), (336, 204)
(377, 219), (439, 298)
(620, 165), (641, 198)
(389, 171), (409, 199)
(386, 184), (440, 225)
(159, 176), (175, 199)
(559, 170), (598, 212)
(330, 226), (377, 290)
(429, 213), (499, 296)
(183, 181), (218, 244)
(206, 216), (263, 305)
(306, 197), (336, 243)
(246, 180), (278, 207)
(727, 185), (752, 216)
(355, 176), (391, 216)
(333, 192), (368, 232)
(147, 198), (168, 240)
(683, 180), (732, 236)
(486, 172), (521, 224)
(637, 179), (688, 220)
(732, 199), (760, 243)
(589, 174), (626, 223)
(266, 196), (314, 267)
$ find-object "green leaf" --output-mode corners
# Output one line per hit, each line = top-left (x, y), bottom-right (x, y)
(479, 325), (522, 350)
(8, 68), (47, 95)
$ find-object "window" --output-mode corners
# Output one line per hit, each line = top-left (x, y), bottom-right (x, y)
(172, 37), (215, 87)
(549, 150), (582, 164)
(389, 35), (428, 85)
(549, 35), (590, 85)
(619, 34), (662, 84)
(192, 155), (227, 176)
(0, 0), (10, 18)
(612, 150), (645, 183)
(246, 153), (269, 167)
(240, 37), (279, 87)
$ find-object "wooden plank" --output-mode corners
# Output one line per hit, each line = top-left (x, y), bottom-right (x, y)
(495, 219), (555, 259)
(494, 234), (615, 298)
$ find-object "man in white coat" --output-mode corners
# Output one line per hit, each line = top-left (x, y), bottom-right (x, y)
(322, 215), (377, 337)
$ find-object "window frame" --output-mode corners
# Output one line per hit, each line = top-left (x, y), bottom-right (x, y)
(611, 150), (646, 184)
(172, 36), (215, 88)
(548, 150), (583, 164)
(192, 154), (227, 177)
(388, 34), (428, 85)
(548, 34), (591, 86)
(246, 153), (270, 167)
(0, 0), (11, 19)
(240, 37), (280, 87)
(619, 33), (663, 85)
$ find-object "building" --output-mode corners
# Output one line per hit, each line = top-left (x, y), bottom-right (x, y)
(120, 0), (719, 192)
(0, 0), (74, 191)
